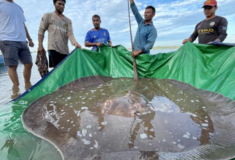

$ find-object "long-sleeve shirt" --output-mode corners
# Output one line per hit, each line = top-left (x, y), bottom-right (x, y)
(189, 16), (228, 44)
(131, 2), (157, 54)
(38, 12), (77, 55)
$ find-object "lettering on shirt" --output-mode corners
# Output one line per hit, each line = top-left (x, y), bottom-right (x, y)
(198, 28), (214, 34)
(95, 38), (106, 43)
(52, 24), (67, 32)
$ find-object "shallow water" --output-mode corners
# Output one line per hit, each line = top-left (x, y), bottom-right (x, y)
(0, 53), (43, 105)
(22, 77), (235, 160)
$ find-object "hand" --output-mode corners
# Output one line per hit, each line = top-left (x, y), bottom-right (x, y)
(28, 40), (34, 47)
(207, 41), (213, 44)
(108, 42), (113, 47)
(208, 39), (221, 44)
(96, 43), (103, 47)
(38, 45), (46, 54)
(132, 50), (141, 57)
(74, 42), (82, 49)
(182, 39), (191, 44)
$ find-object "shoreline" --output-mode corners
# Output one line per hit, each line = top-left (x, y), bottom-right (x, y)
(29, 46), (181, 53)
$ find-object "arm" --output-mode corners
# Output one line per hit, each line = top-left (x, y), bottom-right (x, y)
(182, 24), (198, 44)
(142, 28), (157, 53)
(67, 20), (82, 48)
(108, 40), (112, 47)
(24, 24), (34, 47)
(38, 14), (49, 54)
(130, 0), (143, 24)
(84, 31), (103, 47)
(85, 42), (103, 47)
(107, 30), (112, 47)
(132, 28), (157, 57)
(214, 17), (228, 42)
(38, 34), (45, 54)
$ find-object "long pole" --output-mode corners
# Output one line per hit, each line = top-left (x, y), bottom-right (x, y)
(127, 0), (139, 81)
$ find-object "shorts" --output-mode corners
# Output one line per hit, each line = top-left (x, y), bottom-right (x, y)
(48, 50), (67, 68)
(0, 41), (32, 66)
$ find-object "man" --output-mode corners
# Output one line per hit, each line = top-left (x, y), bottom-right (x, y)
(0, 0), (34, 90)
(130, 0), (157, 57)
(182, 0), (228, 44)
(38, 0), (81, 68)
(85, 15), (112, 51)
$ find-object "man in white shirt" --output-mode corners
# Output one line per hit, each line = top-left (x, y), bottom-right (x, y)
(0, 0), (34, 93)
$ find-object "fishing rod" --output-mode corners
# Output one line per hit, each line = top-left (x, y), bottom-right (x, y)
(127, 0), (139, 81)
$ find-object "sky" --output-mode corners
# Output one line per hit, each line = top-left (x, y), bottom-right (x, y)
(14, 0), (235, 51)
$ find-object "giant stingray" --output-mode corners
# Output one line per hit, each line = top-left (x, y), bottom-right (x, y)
(22, 76), (235, 160)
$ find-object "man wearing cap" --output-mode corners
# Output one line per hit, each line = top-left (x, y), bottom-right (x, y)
(130, 0), (157, 57)
(182, 0), (228, 44)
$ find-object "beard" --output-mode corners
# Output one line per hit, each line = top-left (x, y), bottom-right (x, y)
(56, 8), (64, 14)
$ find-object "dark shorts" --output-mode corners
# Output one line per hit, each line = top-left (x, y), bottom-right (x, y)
(48, 50), (67, 68)
(0, 41), (32, 66)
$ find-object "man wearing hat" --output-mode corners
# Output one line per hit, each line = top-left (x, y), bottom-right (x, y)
(182, 0), (228, 44)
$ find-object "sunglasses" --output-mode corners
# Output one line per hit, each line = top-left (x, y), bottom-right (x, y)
(203, 6), (213, 10)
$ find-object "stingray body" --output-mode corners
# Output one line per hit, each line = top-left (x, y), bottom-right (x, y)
(22, 77), (235, 160)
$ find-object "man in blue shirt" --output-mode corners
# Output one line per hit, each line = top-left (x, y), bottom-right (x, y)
(130, 0), (157, 57)
(85, 15), (112, 51)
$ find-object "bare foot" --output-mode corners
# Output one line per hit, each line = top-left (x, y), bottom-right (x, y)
(25, 82), (32, 91)
(11, 85), (20, 99)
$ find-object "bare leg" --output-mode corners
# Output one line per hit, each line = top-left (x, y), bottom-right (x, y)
(8, 66), (19, 86)
(23, 63), (33, 90)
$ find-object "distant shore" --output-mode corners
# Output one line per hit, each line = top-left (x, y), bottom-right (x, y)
(152, 46), (181, 49)
(126, 45), (181, 50)
(28, 45), (181, 53)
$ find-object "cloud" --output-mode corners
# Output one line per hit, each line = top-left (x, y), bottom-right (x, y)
(15, 0), (235, 51)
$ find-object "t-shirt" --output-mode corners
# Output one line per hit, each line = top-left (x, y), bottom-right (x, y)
(0, 0), (26, 41)
(190, 16), (228, 44)
(38, 12), (77, 55)
(85, 28), (111, 51)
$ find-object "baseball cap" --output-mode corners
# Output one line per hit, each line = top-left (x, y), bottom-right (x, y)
(202, 0), (217, 7)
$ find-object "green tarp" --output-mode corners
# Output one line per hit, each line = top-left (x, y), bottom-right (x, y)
(0, 42), (234, 160)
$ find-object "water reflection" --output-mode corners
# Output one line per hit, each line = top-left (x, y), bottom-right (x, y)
(0, 137), (15, 155)
(23, 77), (224, 160)
(0, 102), (62, 160)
